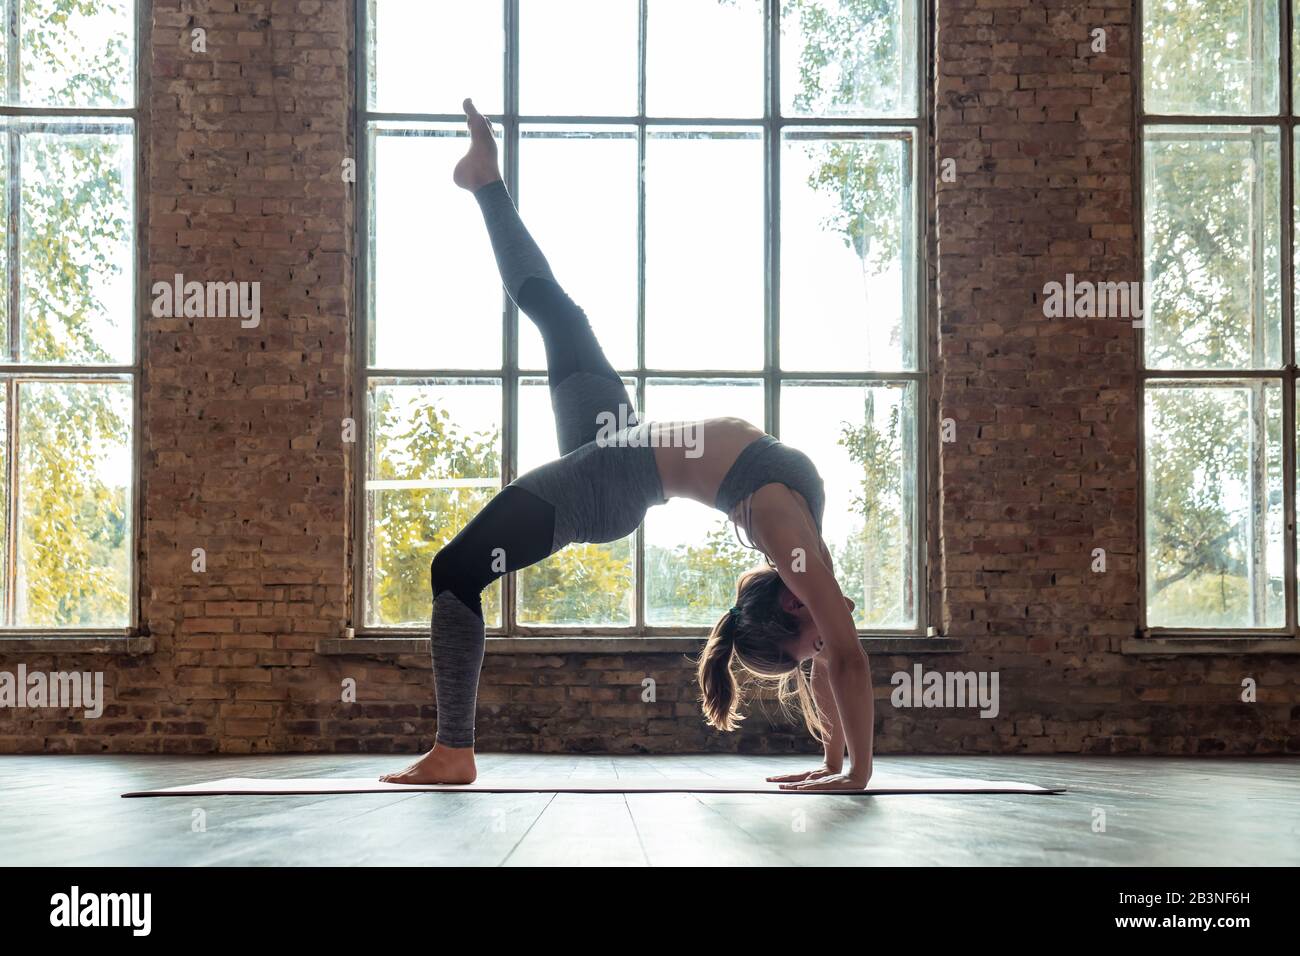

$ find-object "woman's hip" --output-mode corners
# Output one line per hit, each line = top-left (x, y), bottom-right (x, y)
(513, 436), (665, 550)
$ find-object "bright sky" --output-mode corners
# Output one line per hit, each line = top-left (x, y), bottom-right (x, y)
(369, 0), (913, 117)
(369, 0), (916, 555)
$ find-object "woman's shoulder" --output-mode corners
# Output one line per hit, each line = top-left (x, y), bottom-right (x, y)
(741, 482), (820, 550)
(701, 415), (766, 436)
(751, 481), (815, 520)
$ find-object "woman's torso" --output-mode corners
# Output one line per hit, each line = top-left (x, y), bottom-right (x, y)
(647, 417), (822, 532)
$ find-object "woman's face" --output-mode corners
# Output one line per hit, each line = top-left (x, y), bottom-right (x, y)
(780, 588), (856, 661)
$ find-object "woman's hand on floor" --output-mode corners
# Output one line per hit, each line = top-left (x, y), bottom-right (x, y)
(766, 765), (839, 785)
(776, 768), (871, 791)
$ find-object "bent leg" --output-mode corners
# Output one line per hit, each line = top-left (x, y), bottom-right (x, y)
(428, 484), (556, 749)
(380, 484), (557, 784)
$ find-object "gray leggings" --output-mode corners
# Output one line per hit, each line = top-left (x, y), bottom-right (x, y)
(428, 180), (664, 749)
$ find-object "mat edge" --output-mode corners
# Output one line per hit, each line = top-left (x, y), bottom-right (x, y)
(123, 785), (1067, 797)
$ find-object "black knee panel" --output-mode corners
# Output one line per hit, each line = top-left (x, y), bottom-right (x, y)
(429, 485), (558, 617)
(430, 547), (481, 616)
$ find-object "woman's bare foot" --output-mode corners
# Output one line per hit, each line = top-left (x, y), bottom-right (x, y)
(453, 97), (502, 192)
(380, 744), (478, 785)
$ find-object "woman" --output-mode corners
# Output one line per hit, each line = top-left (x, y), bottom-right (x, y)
(381, 100), (875, 791)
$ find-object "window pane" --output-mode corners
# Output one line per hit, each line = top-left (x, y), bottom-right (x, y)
(1143, 0), (1278, 116)
(16, 379), (132, 627)
(518, 126), (638, 371)
(20, 125), (134, 365)
(646, 0), (763, 117)
(0, 388), (5, 600)
(19, 0), (133, 108)
(367, 379), (503, 628)
(645, 129), (764, 371)
(517, 376), (639, 472)
(1143, 127), (1280, 370)
(644, 379), (765, 626)
(369, 0), (503, 114)
(781, 132), (912, 371)
(782, 0), (918, 117)
(515, 379), (636, 627)
(0, 134), (6, 351)
(371, 125), (503, 369)
(520, 0), (638, 115)
(1146, 382), (1284, 629)
(782, 381), (917, 628)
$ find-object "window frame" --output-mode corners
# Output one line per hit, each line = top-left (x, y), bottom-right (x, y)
(354, 0), (930, 638)
(1136, 0), (1300, 638)
(0, 0), (143, 636)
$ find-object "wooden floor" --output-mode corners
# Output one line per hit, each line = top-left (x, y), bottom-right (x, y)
(1, 753), (1295, 866)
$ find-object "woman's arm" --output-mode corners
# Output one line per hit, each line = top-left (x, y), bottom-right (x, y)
(764, 657), (845, 785)
(812, 657), (847, 772)
(808, 540), (852, 772)
(756, 490), (875, 789)
(798, 574), (874, 788)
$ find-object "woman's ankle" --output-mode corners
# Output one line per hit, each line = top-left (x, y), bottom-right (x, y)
(434, 741), (477, 758)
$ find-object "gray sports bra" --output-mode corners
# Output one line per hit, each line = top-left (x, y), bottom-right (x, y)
(714, 435), (826, 549)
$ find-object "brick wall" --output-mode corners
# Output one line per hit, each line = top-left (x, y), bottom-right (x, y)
(0, 0), (1296, 757)
(932, 0), (1297, 755)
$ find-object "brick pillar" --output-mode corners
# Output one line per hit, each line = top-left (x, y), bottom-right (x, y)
(144, 0), (353, 750)
(934, 0), (1139, 650)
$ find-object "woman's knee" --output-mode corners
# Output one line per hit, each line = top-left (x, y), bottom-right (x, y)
(428, 484), (558, 609)
(430, 543), (480, 603)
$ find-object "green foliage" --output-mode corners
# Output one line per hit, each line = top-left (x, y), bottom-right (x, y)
(1143, 0), (1278, 115)
(519, 541), (634, 626)
(370, 394), (501, 627)
(1145, 134), (1281, 369)
(837, 390), (907, 627)
(1141, 0), (1288, 626)
(22, 0), (131, 108)
(1146, 385), (1284, 627)
(784, 0), (911, 115)
(11, 0), (132, 626)
(645, 523), (757, 626)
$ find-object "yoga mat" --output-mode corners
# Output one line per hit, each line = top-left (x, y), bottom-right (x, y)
(122, 775), (1064, 797)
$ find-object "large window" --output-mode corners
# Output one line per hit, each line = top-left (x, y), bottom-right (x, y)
(1140, 0), (1298, 633)
(0, 0), (136, 631)
(358, 0), (925, 634)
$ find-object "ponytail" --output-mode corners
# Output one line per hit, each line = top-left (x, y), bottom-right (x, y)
(698, 611), (742, 731)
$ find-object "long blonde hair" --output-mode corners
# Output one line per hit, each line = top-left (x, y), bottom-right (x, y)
(696, 566), (826, 740)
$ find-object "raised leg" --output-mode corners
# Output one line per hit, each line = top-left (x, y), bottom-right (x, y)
(458, 98), (638, 455)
